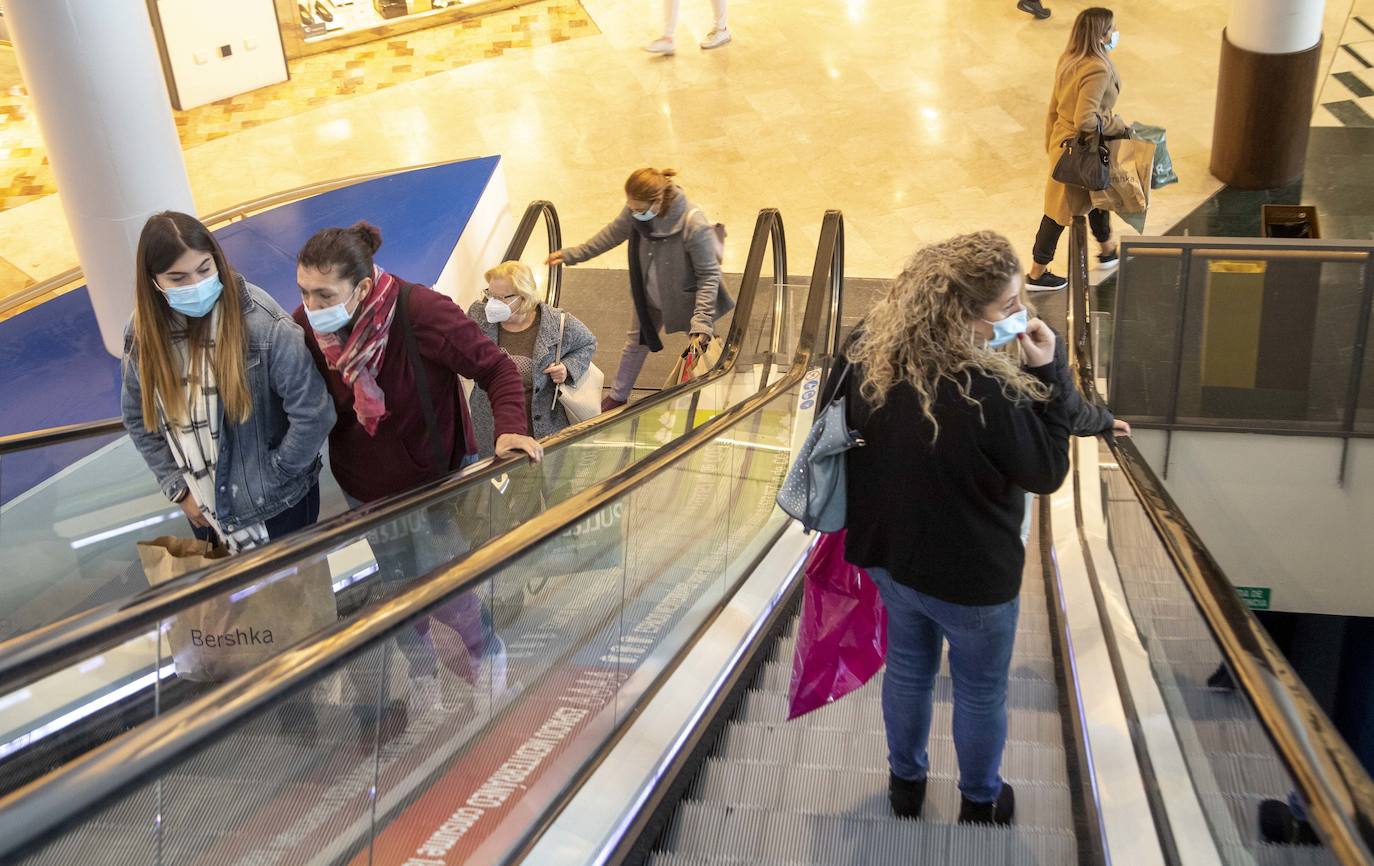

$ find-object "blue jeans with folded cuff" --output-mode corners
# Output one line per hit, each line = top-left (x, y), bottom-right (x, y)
(868, 566), (1020, 804)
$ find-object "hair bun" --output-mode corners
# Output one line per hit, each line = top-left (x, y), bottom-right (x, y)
(349, 221), (383, 254)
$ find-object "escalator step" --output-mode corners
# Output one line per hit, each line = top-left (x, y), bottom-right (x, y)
(737, 691), (1065, 745)
(752, 656), (1058, 696)
(713, 726), (1067, 780)
(663, 798), (1075, 862)
(700, 768), (1071, 830)
(741, 677), (1060, 713)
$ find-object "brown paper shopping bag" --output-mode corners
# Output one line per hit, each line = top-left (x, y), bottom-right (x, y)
(663, 337), (725, 388)
(1090, 138), (1155, 232)
(138, 536), (338, 682)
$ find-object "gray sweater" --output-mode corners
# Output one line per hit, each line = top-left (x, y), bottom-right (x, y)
(559, 191), (734, 336)
(465, 301), (598, 457)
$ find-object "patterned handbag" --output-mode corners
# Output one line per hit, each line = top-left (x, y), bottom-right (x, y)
(776, 361), (864, 533)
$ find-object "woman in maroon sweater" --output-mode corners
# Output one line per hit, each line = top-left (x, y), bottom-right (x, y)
(292, 222), (540, 504)
(293, 222), (540, 729)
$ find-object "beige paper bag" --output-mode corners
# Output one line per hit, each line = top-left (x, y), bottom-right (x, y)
(663, 338), (725, 389)
(1091, 138), (1156, 232)
(138, 536), (338, 682)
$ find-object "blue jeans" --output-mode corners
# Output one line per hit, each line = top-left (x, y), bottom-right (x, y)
(868, 567), (1020, 803)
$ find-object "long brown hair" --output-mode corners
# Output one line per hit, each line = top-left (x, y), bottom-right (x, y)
(1056, 7), (1115, 79)
(131, 211), (252, 428)
(624, 167), (679, 210)
(848, 232), (1048, 442)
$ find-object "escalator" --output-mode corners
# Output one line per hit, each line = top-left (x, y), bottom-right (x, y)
(0, 200), (792, 789)
(2, 212), (1373, 866)
(646, 519), (1078, 865)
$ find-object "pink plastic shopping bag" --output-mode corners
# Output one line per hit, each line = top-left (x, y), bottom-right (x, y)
(787, 530), (888, 720)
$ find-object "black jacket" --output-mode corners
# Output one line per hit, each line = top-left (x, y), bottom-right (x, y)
(828, 351), (1074, 606)
(1054, 330), (1114, 436)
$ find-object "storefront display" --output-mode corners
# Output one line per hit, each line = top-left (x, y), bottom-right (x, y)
(276, 0), (534, 57)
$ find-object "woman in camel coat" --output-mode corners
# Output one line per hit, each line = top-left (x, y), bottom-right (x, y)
(1027, 6), (1128, 290)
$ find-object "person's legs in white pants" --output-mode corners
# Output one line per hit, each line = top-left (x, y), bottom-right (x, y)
(662, 0), (681, 38)
(647, 0), (730, 52)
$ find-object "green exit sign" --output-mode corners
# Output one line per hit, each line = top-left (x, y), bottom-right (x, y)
(1236, 586), (1271, 610)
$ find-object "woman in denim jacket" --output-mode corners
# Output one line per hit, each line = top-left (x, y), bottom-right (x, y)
(121, 211), (334, 551)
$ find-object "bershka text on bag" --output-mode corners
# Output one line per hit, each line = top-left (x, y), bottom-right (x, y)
(189, 626), (276, 648)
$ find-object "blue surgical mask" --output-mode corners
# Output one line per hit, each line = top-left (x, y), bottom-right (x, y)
(1105, 30), (1119, 51)
(161, 271), (223, 318)
(984, 309), (1029, 349)
(632, 208), (658, 222)
(305, 285), (359, 334)
(485, 296), (513, 323)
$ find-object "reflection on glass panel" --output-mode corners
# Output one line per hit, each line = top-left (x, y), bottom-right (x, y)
(1173, 257), (1362, 431)
(0, 434), (165, 643)
(13, 642), (388, 866)
(1112, 250), (1184, 423)
(0, 627), (168, 801)
(1100, 455), (1339, 864)
(1358, 284), (1374, 434)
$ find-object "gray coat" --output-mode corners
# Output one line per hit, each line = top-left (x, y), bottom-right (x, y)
(121, 280), (335, 531)
(465, 301), (598, 458)
(559, 191), (734, 336)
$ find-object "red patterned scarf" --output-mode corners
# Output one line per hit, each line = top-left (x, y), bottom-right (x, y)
(317, 266), (399, 436)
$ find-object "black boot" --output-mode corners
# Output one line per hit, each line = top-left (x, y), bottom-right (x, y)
(1017, 0), (1051, 20)
(959, 782), (1016, 825)
(1206, 663), (1236, 691)
(889, 772), (927, 819)
(1259, 799), (1321, 846)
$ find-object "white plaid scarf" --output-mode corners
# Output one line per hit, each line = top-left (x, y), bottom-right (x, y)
(159, 310), (268, 553)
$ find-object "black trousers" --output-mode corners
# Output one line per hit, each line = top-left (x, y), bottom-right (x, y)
(1032, 211), (1111, 266)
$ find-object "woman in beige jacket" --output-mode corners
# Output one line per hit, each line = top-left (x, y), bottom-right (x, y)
(1027, 7), (1127, 290)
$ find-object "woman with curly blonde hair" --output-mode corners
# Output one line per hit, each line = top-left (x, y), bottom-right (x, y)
(826, 231), (1075, 826)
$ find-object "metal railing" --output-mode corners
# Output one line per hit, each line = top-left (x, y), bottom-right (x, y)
(1111, 235), (1374, 483)
(500, 199), (564, 307)
(0, 208), (787, 701)
(0, 210), (823, 865)
(1070, 216), (1374, 864)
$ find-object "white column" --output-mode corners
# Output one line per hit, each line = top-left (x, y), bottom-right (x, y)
(5, 0), (196, 357)
(1227, 0), (1324, 54)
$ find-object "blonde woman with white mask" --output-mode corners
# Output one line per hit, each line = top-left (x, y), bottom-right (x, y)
(466, 261), (598, 457)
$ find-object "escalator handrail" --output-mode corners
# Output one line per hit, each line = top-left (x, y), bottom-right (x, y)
(1067, 217), (1374, 862)
(499, 200), (564, 308)
(0, 418), (126, 456)
(0, 207), (786, 699)
(0, 210), (822, 863)
(506, 209), (845, 866)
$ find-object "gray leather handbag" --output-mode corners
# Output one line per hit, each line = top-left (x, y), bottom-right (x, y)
(776, 361), (864, 533)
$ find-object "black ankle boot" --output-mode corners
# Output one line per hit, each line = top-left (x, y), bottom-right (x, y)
(889, 772), (927, 819)
(959, 781), (1015, 825)
(1259, 799), (1321, 846)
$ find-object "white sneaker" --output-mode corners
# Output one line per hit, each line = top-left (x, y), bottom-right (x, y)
(700, 28), (732, 49)
(644, 37), (676, 55)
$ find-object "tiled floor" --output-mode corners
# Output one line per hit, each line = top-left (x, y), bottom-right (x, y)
(0, 0), (1360, 311)
(1315, 2), (1374, 127)
(0, 1), (595, 211)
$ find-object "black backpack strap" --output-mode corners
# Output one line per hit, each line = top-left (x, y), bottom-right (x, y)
(397, 283), (448, 479)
